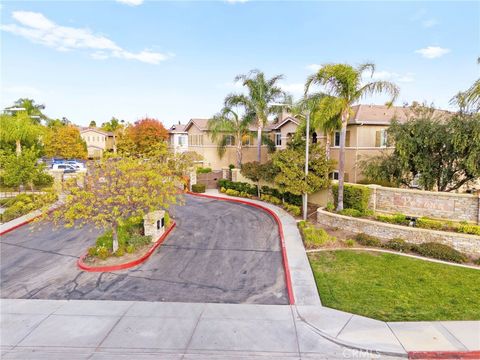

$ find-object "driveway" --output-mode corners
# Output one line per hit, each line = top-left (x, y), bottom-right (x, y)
(0, 195), (288, 304)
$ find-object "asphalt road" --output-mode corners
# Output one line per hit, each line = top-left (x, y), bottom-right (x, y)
(0, 195), (288, 304)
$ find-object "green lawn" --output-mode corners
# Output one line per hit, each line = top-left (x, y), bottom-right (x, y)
(308, 250), (480, 322)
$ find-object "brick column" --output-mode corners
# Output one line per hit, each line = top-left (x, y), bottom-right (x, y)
(367, 184), (380, 212)
(231, 168), (240, 182)
(221, 167), (229, 179)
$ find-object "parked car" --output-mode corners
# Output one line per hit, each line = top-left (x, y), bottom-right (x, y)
(65, 160), (86, 170)
(51, 163), (77, 173)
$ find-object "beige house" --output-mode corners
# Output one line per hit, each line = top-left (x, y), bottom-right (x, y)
(170, 104), (444, 182)
(80, 128), (115, 158)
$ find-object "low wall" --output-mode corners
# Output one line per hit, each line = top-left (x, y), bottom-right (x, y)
(316, 209), (480, 257)
(368, 185), (480, 224)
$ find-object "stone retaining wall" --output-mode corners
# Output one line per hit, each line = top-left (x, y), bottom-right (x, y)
(317, 208), (480, 257)
(367, 185), (480, 224)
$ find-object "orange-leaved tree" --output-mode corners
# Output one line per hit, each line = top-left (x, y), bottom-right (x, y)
(118, 118), (169, 155)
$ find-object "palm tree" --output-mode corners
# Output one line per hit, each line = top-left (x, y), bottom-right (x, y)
(208, 107), (254, 168)
(0, 112), (42, 155)
(225, 70), (285, 162)
(305, 63), (399, 211)
(11, 98), (46, 123)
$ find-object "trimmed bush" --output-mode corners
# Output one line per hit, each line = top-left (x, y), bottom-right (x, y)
(344, 239), (356, 247)
(298, 222), (335, 248)
(332, 184), (371, 213)
(164, 212), (170, 226)
(416, 217), (443, 230)
(457, 224), (480, 236)
(196, 167), (212, 174)
(414, 242), (467, 263)
(96, 246), (109, 260)
(375, 213), (410, 226)
(355, 233), (382, 247)
(260, 194), (282, 205)
(126, 244), (135, 254)
(338, 208), (363, 217)
(191, 183), (206, 193)
(383, 238), (410, 252)
(225, 188), (239, 196)
(284, 203), (301, 217)
(325, 202), (335, 212)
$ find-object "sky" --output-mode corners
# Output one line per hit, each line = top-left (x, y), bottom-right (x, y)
(1, 0), (478, 127)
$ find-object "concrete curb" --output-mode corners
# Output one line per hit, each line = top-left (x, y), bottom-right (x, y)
(187, 191), (296, 305)
(0, 210), (43, 236)
(77, 222), (176, 272)
(408, 350), (480, 359)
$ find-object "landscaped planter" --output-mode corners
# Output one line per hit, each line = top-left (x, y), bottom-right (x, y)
(317, 208), (480, 257)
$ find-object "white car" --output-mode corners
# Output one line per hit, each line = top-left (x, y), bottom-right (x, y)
(51, 163), (77, 173)
(65, 161), (86, 170)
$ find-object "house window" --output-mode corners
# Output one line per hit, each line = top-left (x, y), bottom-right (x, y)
(375, 129), (388, 147)
(275, 133), (282, 147)
(242, 134), (252, 146)
(312, 132), (317, 144)
(178, 135), (186, 146)
(225, 135), (235, 146)
(333, 131), (350, 147)
(332, 171), (339, 180)
(189, 134), (204, 146)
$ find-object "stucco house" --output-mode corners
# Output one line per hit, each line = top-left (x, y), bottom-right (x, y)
(169, 104), (447, 183)
(80, 127), (115, 158)
(168, 123), (189, 154)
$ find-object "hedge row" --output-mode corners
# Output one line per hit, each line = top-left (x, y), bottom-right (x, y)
(332, 184), (371, 214)
(354, 233), (471, 264)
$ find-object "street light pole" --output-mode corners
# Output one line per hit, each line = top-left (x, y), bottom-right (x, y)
(303, 109), (310, 221)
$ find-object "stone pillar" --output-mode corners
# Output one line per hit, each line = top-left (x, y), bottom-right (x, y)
(367, 184), (380, 212)
(143, 210), (166, 242)
(221, 167), (229, 180)
(477, 190), (480, 225)
(189, 169), (197, 191)
(231, 168), (240, 182)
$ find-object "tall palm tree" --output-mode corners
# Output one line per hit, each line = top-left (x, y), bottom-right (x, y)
(225, 70), (285, 162)
(11, 98), (46, 123)
(0, 112), (42, 155)
(208, 107), (254, 168)
(305, 63), (399, 211)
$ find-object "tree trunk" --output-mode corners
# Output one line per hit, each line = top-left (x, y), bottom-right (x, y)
(336, 112), (348, 212)
(257, 125), (262, 162)
(236, 140), (242, 169)
(325, 133), (331, 160)
(112, 222), (119, 253)
(15, 139), (21, 156)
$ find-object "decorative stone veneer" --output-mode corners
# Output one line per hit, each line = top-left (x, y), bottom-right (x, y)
(367, 185), (480, 224)
(317, 208), (480, 257)
(143, 210), (165, 242)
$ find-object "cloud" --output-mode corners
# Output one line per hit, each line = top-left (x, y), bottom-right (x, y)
(226, 0), (249, 3)
(116, 0), (144, 6)
(371, 70), (415, 83)
(306, 64), (321, 72)
(415, 46), (450, 59)
(1, 11), (170, 64)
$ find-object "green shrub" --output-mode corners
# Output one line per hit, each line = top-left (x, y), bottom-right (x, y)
(0, 193), (56, 223)
(375, 213), (410, 226)
(355, 233), (382, 247)
(332, 184), (371, 213)
(87, 247), (97, 257)
(229, 164), (235, 170)
(33, 172), (54, 187)
(284, 204), (301, 217)
(220, 187), (226, 193)
(114, 247), (125, 257)
(219, 179), (257, 196)
(126, 244), (135, 254)
(416, 217), (443, 230)
(457, 224), (480, 236)
(164, 212), (170, 226)
(127, 234), (151, 248)
(96, 231), (113, 249)
(238, 191), (252, 199)
(298, 220), (307, 229)
(338, 208), (363, 217)
(299, 223), (335, 248)
(225, 188), (240, 196)
(344, 239), (356, 247)
(196, 167), (212, 174)
(191, 183), (206, 193)
(96, 246), (110, 260)
(260, 194), (282, 205)
(414, 242), (467, 263)
(383, 238), (411, 252)
(474, 257), (480, 266)
(325, 202), (335, 212)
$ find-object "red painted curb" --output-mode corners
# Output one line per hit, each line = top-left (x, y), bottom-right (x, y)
(187, 191), (295, 305)
(0, 207), (57, 236)
(408, 351), (480, 359)
(77, 222), (176, 272)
